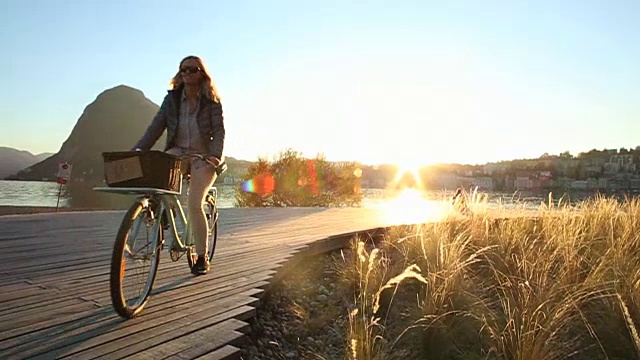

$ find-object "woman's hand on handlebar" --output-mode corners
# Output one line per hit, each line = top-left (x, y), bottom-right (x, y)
(206, 156), (221, 167)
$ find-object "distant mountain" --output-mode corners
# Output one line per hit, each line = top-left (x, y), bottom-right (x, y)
(0, 147), (54, 179)
(6, 85), (167, 182)
(3, 85), (171, 207)
(5, 85), (255, 208)
(35, 152), (55, 162)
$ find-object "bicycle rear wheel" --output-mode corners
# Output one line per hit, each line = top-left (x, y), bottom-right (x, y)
(187, 197), (218, 268)
(205, 198), (219, 261)
(110, 198), (162, 319)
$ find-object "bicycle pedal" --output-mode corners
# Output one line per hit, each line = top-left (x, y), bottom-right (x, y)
(169, 248), (183, 262)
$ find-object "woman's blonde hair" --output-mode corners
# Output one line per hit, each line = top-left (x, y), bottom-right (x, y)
(170, 55), (220, 103)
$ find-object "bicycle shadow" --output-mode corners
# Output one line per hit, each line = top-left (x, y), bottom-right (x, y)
(150, 274), (196, 295)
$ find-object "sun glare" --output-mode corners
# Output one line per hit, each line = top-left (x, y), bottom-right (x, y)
(376, 188), (450, 225)
(389, 158), (427, 189)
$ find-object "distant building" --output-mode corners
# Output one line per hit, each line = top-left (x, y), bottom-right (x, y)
(536, 159), (555, 167)
(472, 177), (494, 190)
(609, 154), (635, 173)
(483, 163), (508, 175)
(515, 176), (534, 190)
(604, 162), (621, 174)
(571, 180), (588, 190)
(554, 159), (581, 176)
(433, 173), (458, 189)
(598, 178), (608, 189)
(583, 165), (602, 177)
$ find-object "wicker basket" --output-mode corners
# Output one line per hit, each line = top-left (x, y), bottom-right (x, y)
(102, 151), (182, 192)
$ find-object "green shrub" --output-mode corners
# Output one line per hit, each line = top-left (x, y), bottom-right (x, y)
(234, 149), (363, 207)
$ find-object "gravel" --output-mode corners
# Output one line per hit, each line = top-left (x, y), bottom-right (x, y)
(239, 249), (354, 360)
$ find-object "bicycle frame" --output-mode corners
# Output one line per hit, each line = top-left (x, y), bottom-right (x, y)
(155, 176), (217, 254)
(96, 185), (215, 258)
(154, 193), (193, 253)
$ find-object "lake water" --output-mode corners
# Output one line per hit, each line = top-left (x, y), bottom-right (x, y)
(0, 180), (554, 210)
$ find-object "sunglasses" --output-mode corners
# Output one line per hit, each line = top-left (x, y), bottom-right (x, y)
(180, 66), (201, 74)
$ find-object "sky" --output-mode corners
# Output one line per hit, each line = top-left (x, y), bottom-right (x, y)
(2, 0), (639, 167)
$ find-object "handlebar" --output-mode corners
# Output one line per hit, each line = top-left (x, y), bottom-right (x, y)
(132, 148), (227, 175)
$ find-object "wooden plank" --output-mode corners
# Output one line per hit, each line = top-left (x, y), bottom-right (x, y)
(15, 233), (295, 284)
(0, 299), (100, 336)
(3, 246), (350, 314)
(0, 299), (99, 333)
(127, 319), (248, 360)
(59, 250), (288, 307)
(0, 286), (47, 303)
(0, 274), (32, 285)
(0, 230), (115, 246)
(196, 345), (241, 360)
(143, 277), (270, 314)
(86, 306), (254, 360)
(3, 219), (371, 276)
(0, 252), (112, 273)
(0, 276), (267, 345)
(0, 249), (284, 316)
(0, 281), (33, 293)
(0, 248), (286, 312)
(4, 290), (260, 358)
(2, 231), (364, 330)
(0, 232), (113, 252)
(3, 257), (113, 280)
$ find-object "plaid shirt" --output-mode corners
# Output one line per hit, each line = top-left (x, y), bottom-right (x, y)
(173, 90), (206, 153)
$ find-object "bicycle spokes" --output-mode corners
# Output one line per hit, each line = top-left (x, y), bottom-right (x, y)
(120, 209), (160, 308)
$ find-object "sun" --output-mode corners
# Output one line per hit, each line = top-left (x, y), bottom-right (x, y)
(396, 157), (425, 175)
(389, 158), (427, 189)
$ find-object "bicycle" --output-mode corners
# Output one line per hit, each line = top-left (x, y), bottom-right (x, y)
(94, 151), (227, 319)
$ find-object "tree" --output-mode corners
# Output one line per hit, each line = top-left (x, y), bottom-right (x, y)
(577, 149), (602, 159)
(559, 151), (573, 159)
(234, 149), (362, 207)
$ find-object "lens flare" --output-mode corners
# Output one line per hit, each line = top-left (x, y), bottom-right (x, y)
(306, 160), (319, 195)
(241, 172), (275, 196)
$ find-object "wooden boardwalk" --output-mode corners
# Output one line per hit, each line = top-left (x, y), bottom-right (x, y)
(0, 207), (418, 359)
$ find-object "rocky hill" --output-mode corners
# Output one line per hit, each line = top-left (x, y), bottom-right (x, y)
(5, 85), (253, 208)
(7, 85), (167, 183)
(0, 148), (54, 179)
(6, 85), (171, 208)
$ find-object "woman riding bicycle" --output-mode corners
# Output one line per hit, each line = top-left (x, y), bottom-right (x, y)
(133, 55), (225, 276)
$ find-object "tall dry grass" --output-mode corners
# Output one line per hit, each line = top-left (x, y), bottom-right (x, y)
(343, 194), (640, 360)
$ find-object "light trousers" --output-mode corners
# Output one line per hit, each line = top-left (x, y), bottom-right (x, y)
(167, 148), (217, 256)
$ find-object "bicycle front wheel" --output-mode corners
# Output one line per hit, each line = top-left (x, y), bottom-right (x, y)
(110, 198), (162, 319)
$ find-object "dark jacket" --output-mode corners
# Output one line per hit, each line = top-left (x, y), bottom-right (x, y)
(135, 87), (225, 159)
